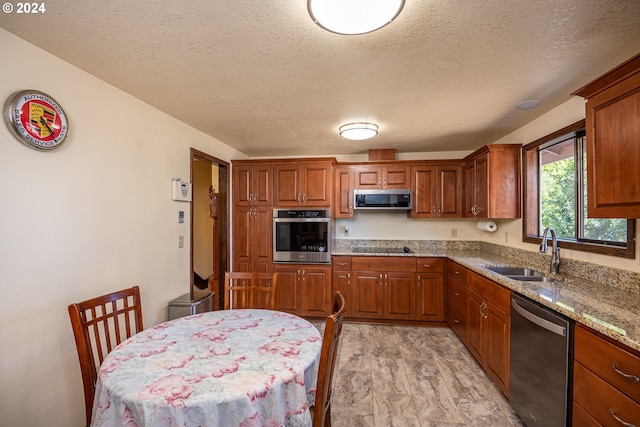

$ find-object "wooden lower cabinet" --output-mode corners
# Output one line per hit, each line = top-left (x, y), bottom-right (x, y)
(273, 264), (331, 317)
(466, 272), (510, 397)
(351, 257), (418, 321)
(447, 261), (510, 398)
(573, 324), (640, 426)
(332, 256), (443, 321)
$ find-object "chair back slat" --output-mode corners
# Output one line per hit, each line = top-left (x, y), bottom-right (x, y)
(68, 286), (143, 426)
(224, 272), (278, 310)
(313, 292), (346, 427)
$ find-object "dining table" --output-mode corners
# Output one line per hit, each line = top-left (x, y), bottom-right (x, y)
(91, 309), (323, 427)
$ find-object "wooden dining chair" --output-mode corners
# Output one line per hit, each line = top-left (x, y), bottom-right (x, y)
(312, 291), (346, 427)
(224, 271), (279, 310)
(68, 286), (144, 426)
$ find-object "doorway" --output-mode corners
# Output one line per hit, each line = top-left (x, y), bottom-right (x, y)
(190, 148), (229, 310)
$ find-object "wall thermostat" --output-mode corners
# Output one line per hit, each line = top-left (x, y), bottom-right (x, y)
(172, 178), (192, 202)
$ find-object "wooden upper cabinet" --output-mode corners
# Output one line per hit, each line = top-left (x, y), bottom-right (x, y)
(354, 164), (410, 189)
(232, 162), (273, 206)
(334, 165), (355, 218)
(273, 160), (334, 207)
(464, 144), (521, 219)
(572, 53), (640, 218)
(411, 163), (463, 218)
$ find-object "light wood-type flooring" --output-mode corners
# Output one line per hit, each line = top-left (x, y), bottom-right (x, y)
(313, 322), (525, 427)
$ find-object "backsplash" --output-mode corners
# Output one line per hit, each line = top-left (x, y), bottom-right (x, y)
(333, 239), (640, 293)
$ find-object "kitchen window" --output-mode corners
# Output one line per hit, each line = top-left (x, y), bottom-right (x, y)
(522, 120), (635, 258)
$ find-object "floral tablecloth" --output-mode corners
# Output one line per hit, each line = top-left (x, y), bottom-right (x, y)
(91, 309), (322, 427)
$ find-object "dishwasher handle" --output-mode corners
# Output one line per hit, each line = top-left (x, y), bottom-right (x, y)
(511, 298), (567, 336)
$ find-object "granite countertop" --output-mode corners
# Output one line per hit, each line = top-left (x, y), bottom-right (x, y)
(332, 243), (640, 353)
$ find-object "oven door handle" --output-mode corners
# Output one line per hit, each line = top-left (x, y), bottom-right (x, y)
(511, 299), (567, 336)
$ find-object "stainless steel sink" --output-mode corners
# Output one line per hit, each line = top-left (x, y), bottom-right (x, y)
(485, 266), (554, 282)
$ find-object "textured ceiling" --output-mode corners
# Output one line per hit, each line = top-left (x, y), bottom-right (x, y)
(1, 0), (640, 157)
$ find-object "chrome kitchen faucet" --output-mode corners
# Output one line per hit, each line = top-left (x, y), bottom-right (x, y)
(540, 227), (562, 274)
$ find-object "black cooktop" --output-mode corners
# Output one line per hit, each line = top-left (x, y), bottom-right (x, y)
(352, 246), (412, 254)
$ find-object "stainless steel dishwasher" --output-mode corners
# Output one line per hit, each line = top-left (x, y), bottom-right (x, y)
(509, 293), (574, 426)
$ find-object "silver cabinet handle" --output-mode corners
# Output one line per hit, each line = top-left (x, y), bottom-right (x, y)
(612, 363), (640, 382)
(609, 408), (635, 427)
(417, 275), (421, 287)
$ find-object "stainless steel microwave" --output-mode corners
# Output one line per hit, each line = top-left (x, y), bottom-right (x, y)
(273, 209), (331, 264)
(354, 189), (412, 210)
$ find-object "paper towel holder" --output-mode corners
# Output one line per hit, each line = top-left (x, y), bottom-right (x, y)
(477, 221), (497, 232)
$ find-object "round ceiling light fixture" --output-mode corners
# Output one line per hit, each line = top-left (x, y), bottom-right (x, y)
(308, 0), (405, 35)
(339, 122), (379, 140)
(517, 100), (541, 109)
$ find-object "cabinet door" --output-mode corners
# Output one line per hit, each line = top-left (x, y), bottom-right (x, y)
(300, 267), (332, 317)
(274, 164), (300, 206)
(384, 272), (416, 320)
(351, 271), (384, 318)
(273, 265), (300, 314)
(410, 165), (437, 218)
(332, 270), (351, 317)
(473, 153), (489, 218)
(417, 273), (444, 321)
(438, 164), (463, 218)
(334, 166), (354, 218)
(467, 290), (484, 362)
(484, 303), (510, 397)
(383, 165), (411, 188)
(464, 161), (475, 217)
(354, 165), (383, 189)
(301, 161), (332, 207)
(252, 207), (273, 272)
(233, 164), (273, 206)
(232, 206), (252, 271)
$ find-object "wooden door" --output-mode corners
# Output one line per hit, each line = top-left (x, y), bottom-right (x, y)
(354, 165), (383, 189)
(252, 207), (273, 272)
(484, 303), (510, 397)
(467, 290), (484, 362)
(301, 161), (332, 206)
(233, 164), (253, 206)
(252, 164), (273, 206)
(474, 154), (489, 218)
(272, 264), (300, 313)
(438, 164), (463, 218)
(274, 164), (300, 206)
(300, 267), (331, 316)
(232, 206), (252, 272)
(417, 273), (444, 321)
(464, 161), (475, 217)
(383, 272), (416, 320)
(383, 165), (411, 188)
(332, 270), (351, 317)
(410, 165), (437, 218)
(351, 271), (384, 318)
(334, 166), (354, 218)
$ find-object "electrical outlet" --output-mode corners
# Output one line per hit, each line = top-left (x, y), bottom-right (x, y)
(451, 228), (457, 238)
(504, 232), (509, 242)
(178, 235), (184, 248)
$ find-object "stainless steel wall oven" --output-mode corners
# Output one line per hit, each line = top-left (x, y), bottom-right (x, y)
(273, 209), (331, 264)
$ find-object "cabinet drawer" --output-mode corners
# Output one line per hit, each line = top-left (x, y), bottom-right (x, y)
(575, 325), (640, 404)
(574, 362), (640, 425)
(467, 272), (510, 314)
(351, 256), (416, 272)
(332, 256), (352, 271)
(448, 304), (467, 343)
(417, 257), (444, 273)
(448, 277), (467, 315)
(447, 262), (467, 282)
(572, 402), (601, 427)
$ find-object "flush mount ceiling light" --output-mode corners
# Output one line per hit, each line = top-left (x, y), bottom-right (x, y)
(517, 100), (541, 109)
(339, 123), (379, 140)
(308, 0), (405, 35)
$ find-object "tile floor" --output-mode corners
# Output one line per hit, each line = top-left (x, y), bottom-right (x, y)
(315, 322), (525, 427)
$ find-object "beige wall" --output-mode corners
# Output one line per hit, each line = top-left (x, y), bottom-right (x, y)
(0, 29), (243, 426)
